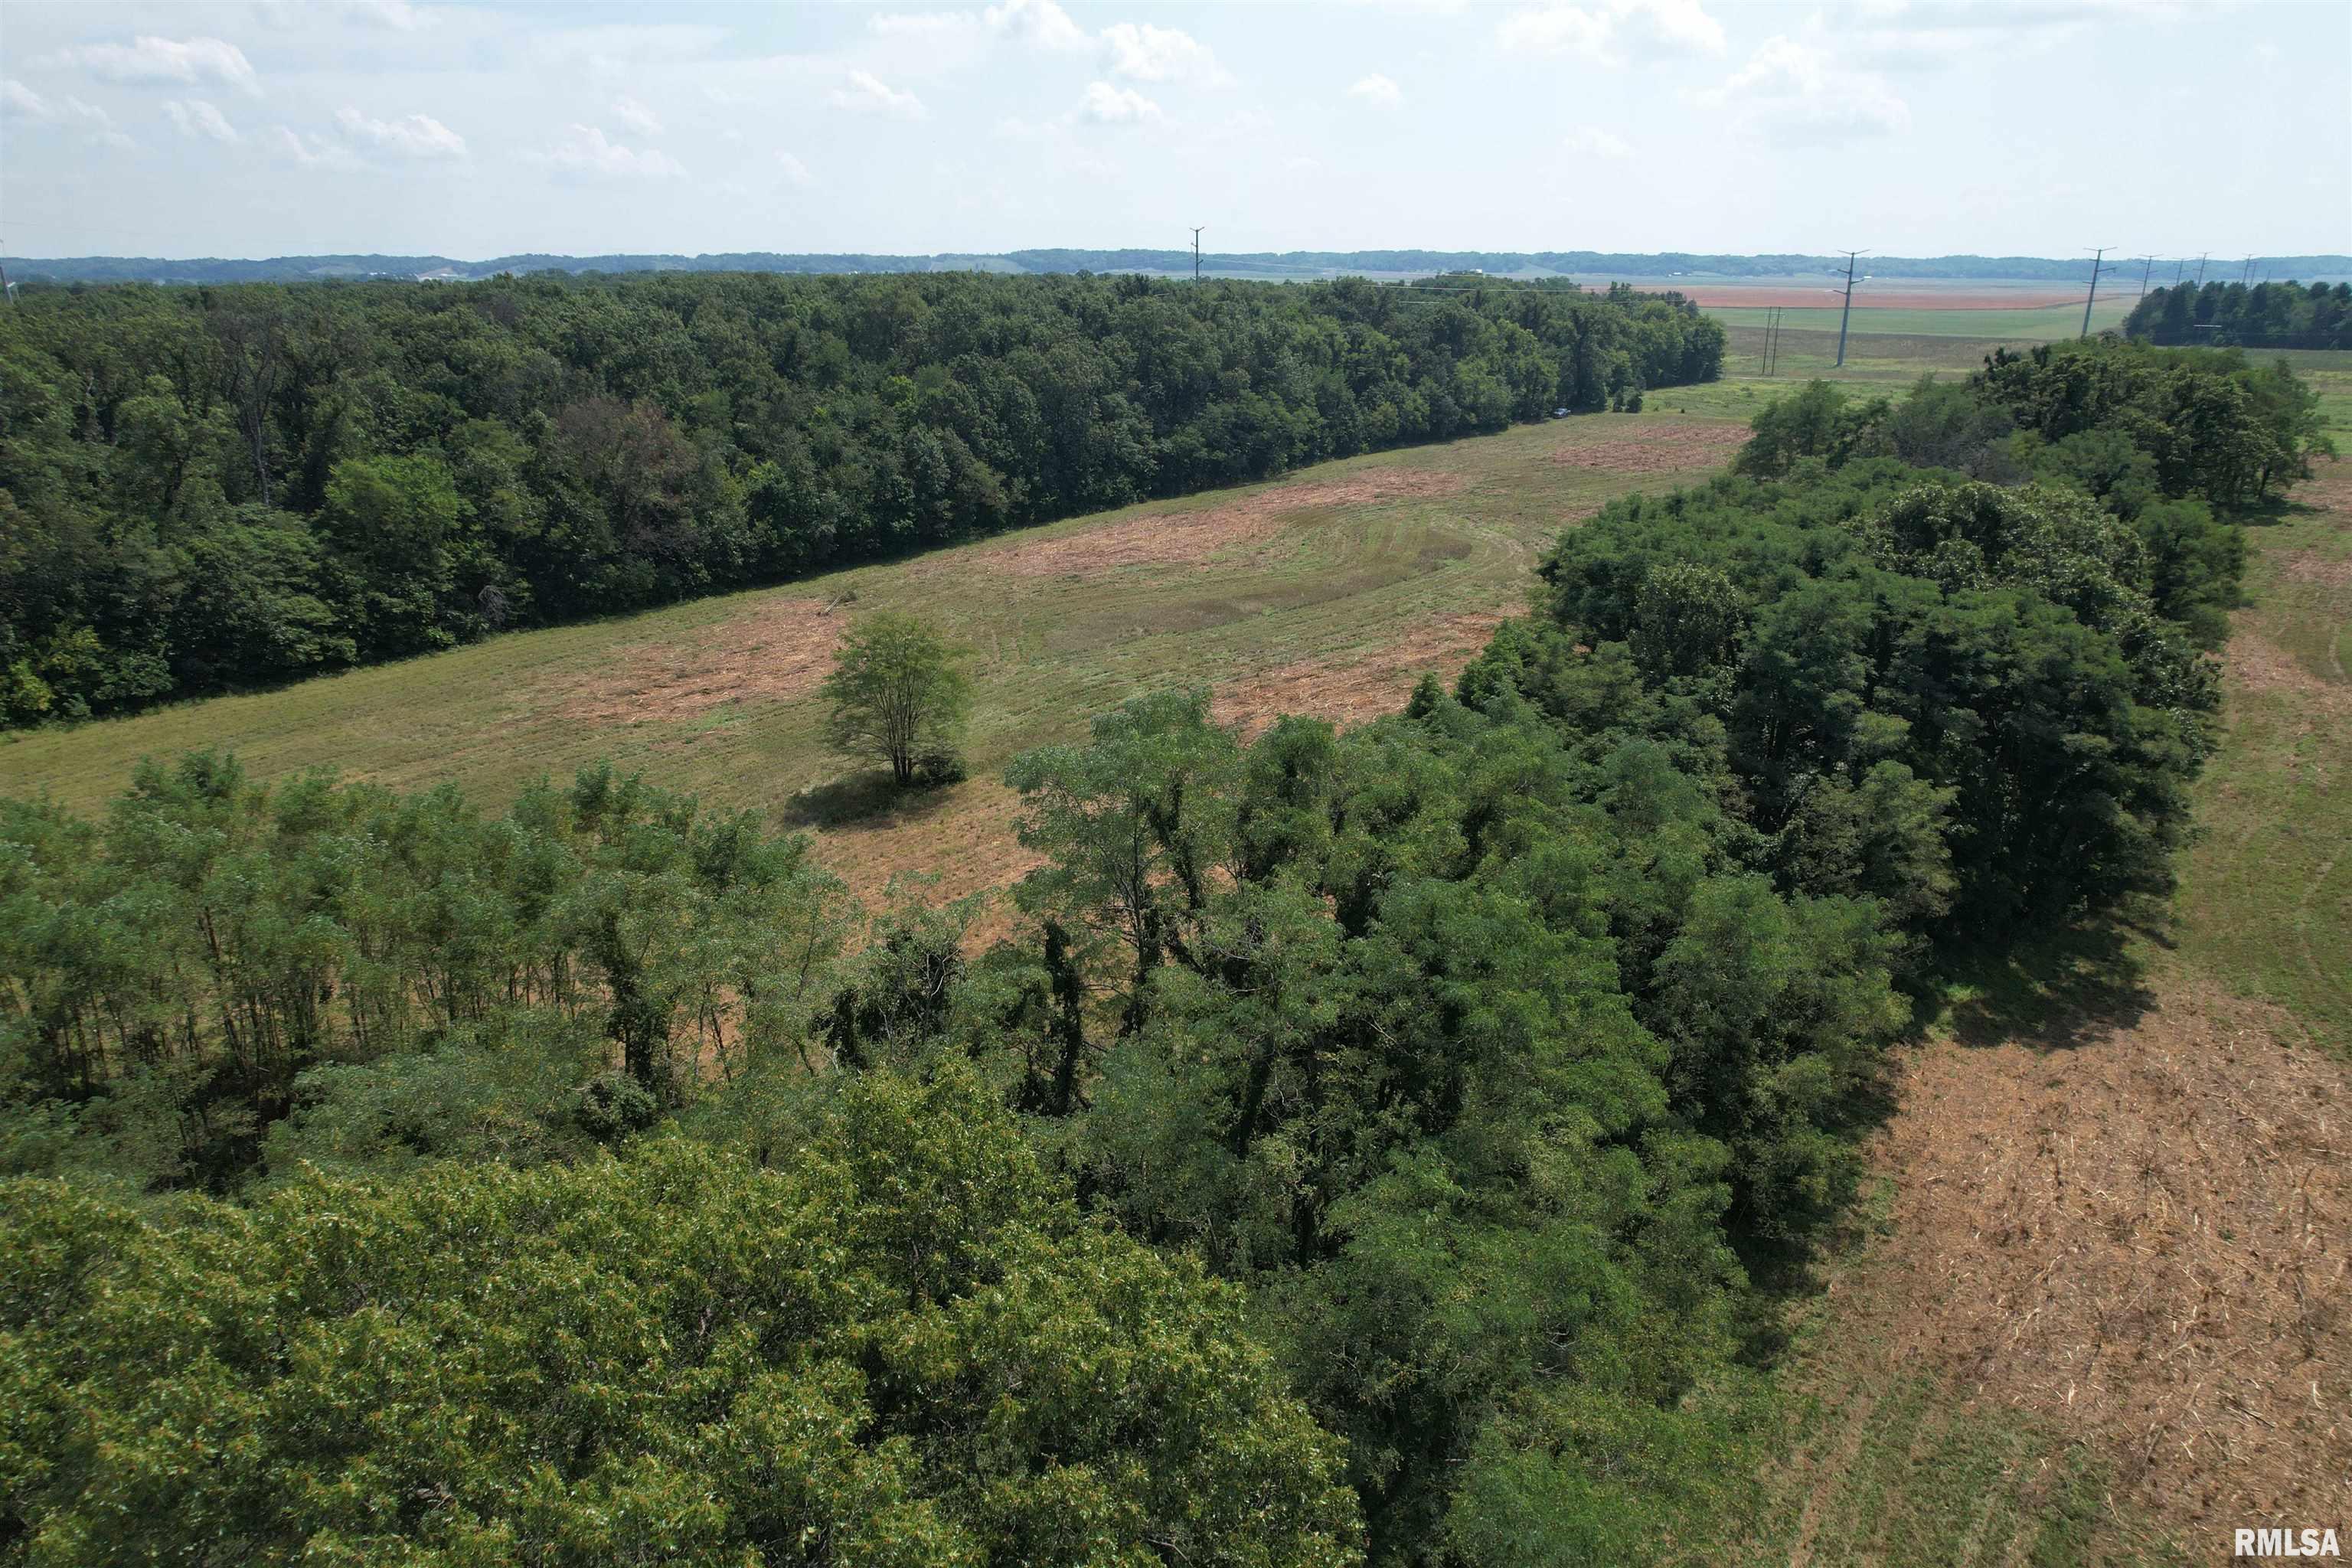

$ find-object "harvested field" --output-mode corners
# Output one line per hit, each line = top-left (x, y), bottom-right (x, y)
(1550, 418), (1750, 473)
(1211, 610), (1508, 737)
(1857, 969), (2350, 1540)
(534, 596), (844, 724)
(921, 469), (1470, 580)
(1642, 286), (2086, 311)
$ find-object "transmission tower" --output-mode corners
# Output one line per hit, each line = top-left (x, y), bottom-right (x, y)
(1191, 226), (1204, 283)
(2080, 247), (2109, 338)
(1832, 250), (1867, 368)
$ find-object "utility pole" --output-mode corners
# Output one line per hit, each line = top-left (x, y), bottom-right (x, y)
(2080, 247), (2109, 338)
(2138, 255), (2155, 299)
(1191, 226), (1204, 283)
(2173, 257), (2186, 286)
(2194, 252), (2207, 287)
(1833, 249), (1866, 368)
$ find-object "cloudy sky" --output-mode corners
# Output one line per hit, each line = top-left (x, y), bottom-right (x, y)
(2, 0), (2346, 261)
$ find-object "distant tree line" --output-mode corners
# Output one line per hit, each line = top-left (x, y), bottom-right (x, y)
(0, 338), (2294, 1563)
(2124, 278), (2352, 349)
(0, 270), (1721, 727)
(17, 248), (2350, 285)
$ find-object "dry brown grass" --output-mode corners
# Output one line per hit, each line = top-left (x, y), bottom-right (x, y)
(2227, 632), (2352, 709)
(918, 470), (1469, 581)
(1210, 611), (1508, 738)
(2282, 550), (2352, 592)
(534, 596), (844, 724)
(1851, 972), (2350, 1540)
(1549, 418), (1750, 474)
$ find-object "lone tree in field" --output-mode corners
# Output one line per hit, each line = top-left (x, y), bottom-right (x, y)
(821, 611), (972, 786)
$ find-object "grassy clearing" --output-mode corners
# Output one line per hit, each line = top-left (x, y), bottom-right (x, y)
(0, 413), (1743, 906)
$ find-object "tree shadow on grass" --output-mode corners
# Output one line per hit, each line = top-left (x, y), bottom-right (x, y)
(781, 770), (959, 831)
(1741, 910), (2164, 1314)
(1934, 911), (2161, 1054)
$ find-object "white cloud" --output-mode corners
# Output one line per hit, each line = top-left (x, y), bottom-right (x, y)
(351, 0), (431, 28)
(1076, 80), (1163, 124)
(1101, 22), (1233, 86)
(269, 126), (358, 168)
(1496, 0), (1726, 65)
(162, 98), (240, 143)
(1693, 36), (1909, 142)
(2, 78), (134, 147)
(1348, 73), (1403, 108)
(1563, 124), (1633, 157)
(335, 106), (468, 159)
(872, 10), (985, 43)
(613, 95), (662, 137)
(1828, 0), (2185, 73)
(533, 122), (687, 178)
(828, 70), (927, 118)
(776, 150), (813, 185)
(55, 35), (261, 96)
(982, 0), (1089, 52)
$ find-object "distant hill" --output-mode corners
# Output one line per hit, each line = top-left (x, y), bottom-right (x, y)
(12, 249), (2349, 287)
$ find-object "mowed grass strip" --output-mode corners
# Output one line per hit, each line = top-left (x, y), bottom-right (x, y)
(2175, 456), (2352, 1050)
(0, 412), (1744, 906)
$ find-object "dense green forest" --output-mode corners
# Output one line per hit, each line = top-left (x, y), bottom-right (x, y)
(18, 249), (2352, 286)
(0, 340), (2325, 1564)
(2123, 277), (2352, 349)
(0, 271), (1720, 726)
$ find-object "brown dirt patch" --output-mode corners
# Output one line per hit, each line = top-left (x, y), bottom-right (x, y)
(1210, 611), (1508, 739)
(921, 470), (1468, 581)
(1847, 971), (2350, 1540)
(537, 596), (844, 724)
(1550, 419), (1749, 475)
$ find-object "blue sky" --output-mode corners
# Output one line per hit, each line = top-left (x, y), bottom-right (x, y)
(2, 0), (2347, 261)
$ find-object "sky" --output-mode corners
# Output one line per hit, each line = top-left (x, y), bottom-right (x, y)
(2, 0), (2347, 263)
